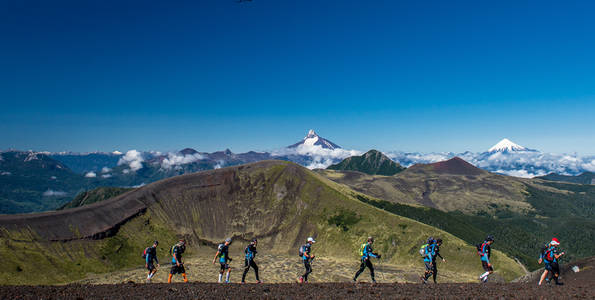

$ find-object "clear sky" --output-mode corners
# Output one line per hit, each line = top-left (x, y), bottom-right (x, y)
(1, 0), (594, 154)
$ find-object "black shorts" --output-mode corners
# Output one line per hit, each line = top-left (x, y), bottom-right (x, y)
(481, 261), (493, 272)
(545, 262), (553, 271)
(220, 263), (230, 271)
(170, 264), (186, 274)
(147, 262), (156, 272)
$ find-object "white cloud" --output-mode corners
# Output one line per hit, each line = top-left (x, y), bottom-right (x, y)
(161, 152), (205, 169)
(117, 150), (144, 171)
(43, 189), (67, 197)
(50, 176), (57, 180)
(101, 174), (112, 178)
(113, 150), (123, 155)
(214, 160), (224, 169)
(84, 171), (97, 178)
(387, 150), (595, 177)
(272, 144), (362, 170)
(101, 167), (112, 173)
(122, 169), (131, 174)
(1, 171), (11, 176)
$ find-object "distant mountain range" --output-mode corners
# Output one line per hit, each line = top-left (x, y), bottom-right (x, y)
(2, 131), (594, 213)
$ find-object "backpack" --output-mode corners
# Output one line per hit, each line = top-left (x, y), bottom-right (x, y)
(476, 243), (484, 256)
(298, 245), (305, 257)
(359, 243), (367, 257)
(419, 244), (429, 257)
(544, 247), (555, 262)
(142, 247), (150, 259)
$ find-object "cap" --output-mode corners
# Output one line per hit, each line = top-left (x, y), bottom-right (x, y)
(225, 238), (232, 243)
(486, 235), (494, 242)
(551, 238), (560, 245)
(307, 237), (316, 243)
(153, 240), (159, 245)
(436, 238), (442, 244)
(252, 238), (258, 243)
(368, 236), (374, 242)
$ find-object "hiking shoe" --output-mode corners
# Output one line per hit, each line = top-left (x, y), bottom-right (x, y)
(298, 277), (304, 284)
(420, 276), (427, 284)
(256, 280), (262, 284)
(556, 282), (564, 286)
(372, 280), (377, 284)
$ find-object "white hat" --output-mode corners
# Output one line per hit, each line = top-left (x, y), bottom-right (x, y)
(307, 237), (316, 243)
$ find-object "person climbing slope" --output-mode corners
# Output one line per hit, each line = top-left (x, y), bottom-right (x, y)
(420, 237), (436, 284)
(478, 235), (494, 283)
(144, 240), (160, 282)
(298, 237), (316, 283)
(542, 237), (565, 286)
(353, 236), (381, 283)
(241, 238), (261, 283)
(213, 238), (233, 283)
(168, 239), (188, 283)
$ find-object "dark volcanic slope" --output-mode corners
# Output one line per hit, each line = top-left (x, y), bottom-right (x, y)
(0, 282), (592, 300)
(407, 157), (486, 176)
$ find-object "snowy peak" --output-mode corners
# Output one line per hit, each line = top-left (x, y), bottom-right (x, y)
(288, 129), (341, 150)
(487, 138), (531, 153)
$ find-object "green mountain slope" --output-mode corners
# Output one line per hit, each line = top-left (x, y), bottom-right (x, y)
(327, 150), (405, 176)
(59, 187), (133, 210)
(538, 172), (595, 185)
(0, 161), (524, 284)
(318, 158), (595, 271)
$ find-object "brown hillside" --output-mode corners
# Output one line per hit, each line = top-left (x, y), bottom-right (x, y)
(407, 157), (486, 176)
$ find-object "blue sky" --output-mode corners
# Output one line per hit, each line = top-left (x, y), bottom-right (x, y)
(1, 0), (594, 154)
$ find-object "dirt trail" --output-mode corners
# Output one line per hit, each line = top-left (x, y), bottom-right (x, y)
(0, 282), (592, 300)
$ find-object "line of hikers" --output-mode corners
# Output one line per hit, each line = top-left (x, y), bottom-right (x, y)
(141, 234), (566, 285)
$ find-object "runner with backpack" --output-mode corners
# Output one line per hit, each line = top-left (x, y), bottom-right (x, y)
(538, 240), (552, 285)
(297, 237), (316, 283)
(541, 238), (565, 286)
(241, 238), (261, 284)
(419, 237), (437, 284)
(477, 235), (494, 283)
(353, 236), (381, 283)
(168, 239), (188, 283)
(142, 241), (160, 282)
(213, 238), (233, 283)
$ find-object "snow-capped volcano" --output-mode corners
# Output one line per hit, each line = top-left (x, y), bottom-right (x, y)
(487, 138), (534, 153)
(288, 130), (341, 150)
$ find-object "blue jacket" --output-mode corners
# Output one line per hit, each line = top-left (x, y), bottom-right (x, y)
(424, 243), (436, 263)
(245, 244), (257, 260)
(361, 243), (379, 260)
(146, 246), (158, 265)
(302, 244), (312, 261)
(479, 242), (491, 264)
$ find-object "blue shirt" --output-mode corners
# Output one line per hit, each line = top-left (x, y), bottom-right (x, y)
(424, 243), (436, 263)
(479, 242), (491, 263)
(302, 244), (312, 260)
(361, 243), (378, 260)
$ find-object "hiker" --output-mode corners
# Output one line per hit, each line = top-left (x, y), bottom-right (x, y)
(431, 238), (446, 283)
(241, 238), (261, 283)
(538, 240), (552, 285)
(213, 238), (233, 283)
(144, 241), (160, 282)
(168, 239), (188, 283)
(298, 237), (316, 283)
(353, 236), (381, 283)
(420, 237), (437, 284)
(542, 238), (565, 285)
(478, 235), (494, 283)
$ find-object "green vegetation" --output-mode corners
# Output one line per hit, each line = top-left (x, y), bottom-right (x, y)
(327, 150), (404, 176)
(538, 172), (595, 185)
(60, 187), (133, 210)
(327, 209), (361, 231)
(0, 161), (526, 284)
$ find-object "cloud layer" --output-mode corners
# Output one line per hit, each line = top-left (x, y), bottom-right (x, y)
(272, 144), (362, 169)
(160, 152), (205, 169)
(117, 150), (144, 171)
(387, 151), (595, 178)
(43, 189), (67, 197)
